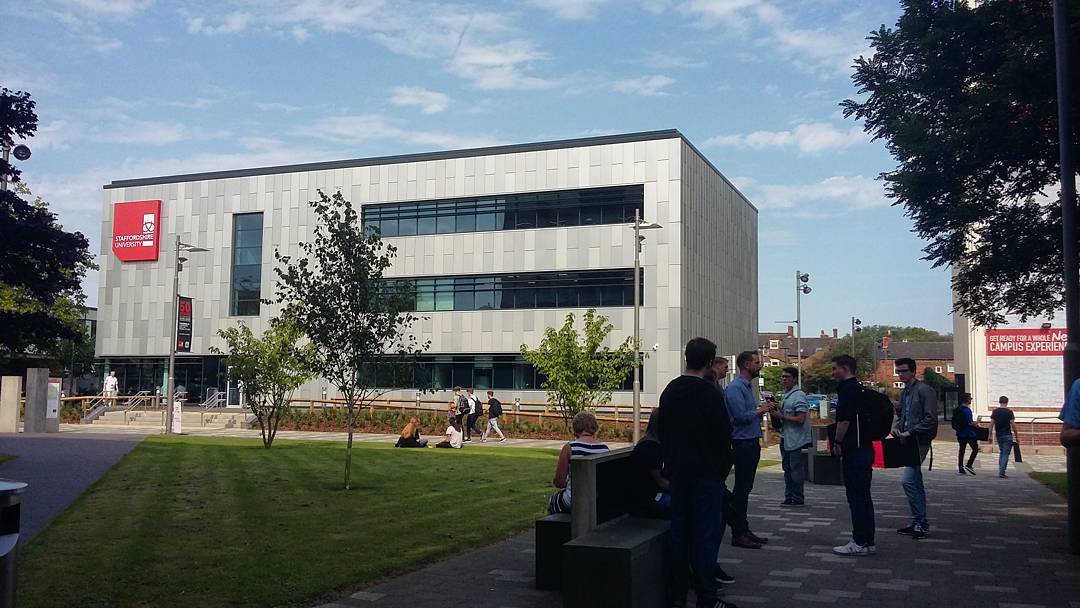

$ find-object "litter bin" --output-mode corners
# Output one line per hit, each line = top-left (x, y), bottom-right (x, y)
(0, 480), (28, 608)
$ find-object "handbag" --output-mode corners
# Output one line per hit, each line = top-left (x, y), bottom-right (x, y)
(1013, 442), (1023, 463)
(877, 436), (920, 469)
(974, 426), (990, 442)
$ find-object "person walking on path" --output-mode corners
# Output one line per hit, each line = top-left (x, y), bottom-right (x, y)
(725, 350), (773, 549)
(893, 357), (937, 540)
(454, 386), (470, 439)
(992, 396), (1018, 478)
(1062, 378), (1080, 448)
(465, 388), (483, 441)
(103, 371), (119, 400)
(481, 390), (507, 442)
(770, 367), (811, 507)
(831, 355), (876, 556)
(953, 393), (979, 475)
(659, 338), (738, 608)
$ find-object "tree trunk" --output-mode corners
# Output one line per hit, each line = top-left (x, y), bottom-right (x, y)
(344, 403), (355, 490)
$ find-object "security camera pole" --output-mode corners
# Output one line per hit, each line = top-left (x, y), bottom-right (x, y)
(795, 271), (811, 386)
(631, 209), (662, 443)
(165, 236), (208, 434)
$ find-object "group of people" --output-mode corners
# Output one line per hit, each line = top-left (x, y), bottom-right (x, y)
(394, 386), (508, 449)
(952, 393), (1020, 478)
(544, 338), (967, 608)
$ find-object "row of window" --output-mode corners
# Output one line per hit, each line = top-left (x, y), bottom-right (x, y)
(387, 269), (640, 312)
(230, 213), (263, 316)
(365, 354), (639, 392)
(361, 185), (644, 237)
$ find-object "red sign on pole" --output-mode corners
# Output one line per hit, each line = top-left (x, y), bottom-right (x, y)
(112, 200), (161, 262)
(986, 328), (1066, 356)
(177, 296), (193, 353)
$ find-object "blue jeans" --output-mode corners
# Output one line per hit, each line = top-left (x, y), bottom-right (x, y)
(669, 478), (725, 607)
(842, 445), (875, 547)
(782, 446), (808, 503)
(730, 439), (761, 535)
(901, 442), (931, 528)
(998, 435), (1013, 476)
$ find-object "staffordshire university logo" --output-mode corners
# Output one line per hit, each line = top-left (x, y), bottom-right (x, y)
(112, 200), (161, 262)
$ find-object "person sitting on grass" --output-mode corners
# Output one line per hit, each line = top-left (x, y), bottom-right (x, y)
(547, 411), (609, 514)
(435, 418), (464, 449)
(395, 416), (429, 448)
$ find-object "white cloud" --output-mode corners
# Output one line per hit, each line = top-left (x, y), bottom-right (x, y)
(187, 12), (253, 35)
(680, 0), (763, 29)
(704, 122), (866, 155)
(611, 74), (675, 96)
(299, 114), (504, 150)
(530, 0), (608, 20)
(52, 0), (153, 19)
(256, 101), (302, 112)
(751, 175), (886, 211)
(389, 86), (450, 114)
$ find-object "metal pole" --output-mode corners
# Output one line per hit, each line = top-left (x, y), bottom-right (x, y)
(851, 316), (856, 359)
(166, 235), (180, 435)
(632, 208), (642, 444)
(1, 146), (9, 191)
(1053, 0), (1080, 556)
(796, 270), (802, 386)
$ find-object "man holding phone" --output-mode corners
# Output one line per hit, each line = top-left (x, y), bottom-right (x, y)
(725, 350), (774, 549)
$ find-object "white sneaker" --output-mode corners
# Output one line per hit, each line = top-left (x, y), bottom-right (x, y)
(832, 540), (872, 556)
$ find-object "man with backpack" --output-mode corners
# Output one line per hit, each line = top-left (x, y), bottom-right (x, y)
(454, 386), (470, 440)
(481, 390), (507, 442)
(465, 388), (483, 441)
(893, 357), (938, 540)
(830, 355), (877, 556)
(953, 393), (979, 475)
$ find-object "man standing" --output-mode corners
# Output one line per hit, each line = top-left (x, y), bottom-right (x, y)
(992, 396), (1018, 478)
(658, 338), (737, 608)
(103, 371), (119, 400)
(724, 351), (773, 548)
(954, 393), (979, 475)
(465, 388), (483, 441)
(893, 357), (938, 540)
(453, 386), (469, 432)
(770, 367), (811, 507)
(831, 355), (876, 556)
(481, 390), (507, 443)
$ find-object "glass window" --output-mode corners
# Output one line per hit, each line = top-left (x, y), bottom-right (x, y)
(514, 210), (537, 229)
(580, 206), (602, 225)
(436, 214), (455, 234)
(513, 288), (535, 309)
(397, 216), (417, 236)
(230, 213), (263, 316)
(418, 212), (437, 235)
(476, 212), (497, 231)
(456, 212), (476, 233)
(234, 229), (263, 249)
(475, 290), (494, 310)
(601, 285), (624, 307)
(454, 289), (474, 311)
(388, 269), (637, 312)
(535, 286), (556, 308)
(537, 207), (558, 228)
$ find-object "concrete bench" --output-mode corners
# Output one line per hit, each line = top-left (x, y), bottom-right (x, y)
(533, 447), (669, 607)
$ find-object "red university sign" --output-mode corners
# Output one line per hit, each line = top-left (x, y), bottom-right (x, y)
(986, 328), (1066, 356)
(112, 200), (161, 262)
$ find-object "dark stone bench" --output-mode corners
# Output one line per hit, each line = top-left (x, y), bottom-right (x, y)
(533, 447), (669, 607)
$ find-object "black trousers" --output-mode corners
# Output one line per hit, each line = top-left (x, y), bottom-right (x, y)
(958, 438), (979, 470)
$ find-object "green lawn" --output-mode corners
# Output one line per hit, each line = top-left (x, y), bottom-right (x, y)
(1031, 472), (1068, 499)
(17, 436), (558, 608)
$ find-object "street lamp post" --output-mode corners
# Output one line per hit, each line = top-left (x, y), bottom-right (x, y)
(851, 317), (862, 359)
(631, 209), (662, 444)
(795, 272), (811, 386)
(165, 235), (208, 435)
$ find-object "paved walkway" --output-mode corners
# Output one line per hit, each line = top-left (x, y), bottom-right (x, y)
(0, 432), (144, 542)
(315, 449), (1079, 608)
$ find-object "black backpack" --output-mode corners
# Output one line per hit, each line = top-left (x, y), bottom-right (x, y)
(859, 387), (895, 443)
(488, 398), (503, 418)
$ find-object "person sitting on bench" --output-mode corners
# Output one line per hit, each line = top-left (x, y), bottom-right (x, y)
(395, 416), (429, 448)
(547, 411), (609, 514)
(632, 409), (671, 519)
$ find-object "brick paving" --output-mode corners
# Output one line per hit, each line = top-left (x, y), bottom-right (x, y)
(313, 447), (1079, 608)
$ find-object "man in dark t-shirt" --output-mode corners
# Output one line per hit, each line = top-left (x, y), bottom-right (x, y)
(830, 355), (876, 556)
(991, 396), (1017, 478)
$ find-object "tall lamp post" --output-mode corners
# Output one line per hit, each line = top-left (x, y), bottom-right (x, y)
(851, 317), (862, 359)
(1052, 0), (1080, 555)
(165, 235), (208, 434)
(631, 209), (661, 444)
(795, 271), (811, 386)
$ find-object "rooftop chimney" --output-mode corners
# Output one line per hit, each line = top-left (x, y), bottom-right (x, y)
(882, 335), (892, 350)
(787, 326), (794, 337)
(832, 328), (838, 339)
(820, 330), (828, 338)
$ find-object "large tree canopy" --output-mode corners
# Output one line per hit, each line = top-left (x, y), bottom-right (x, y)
(0, 88), (93, 358)
(842, 0), (1080, 327)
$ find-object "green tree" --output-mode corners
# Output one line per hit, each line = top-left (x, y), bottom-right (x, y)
(211, 313), (314, 448)
(274, 190), (428, 488)
(520, 309), (637, 429)
(760, 365), (784, 395)
(0, 89), (93, 362)
(842, 1), (1080, 326)
(802, 335), (878, 394)
(923, 367), (957, 392)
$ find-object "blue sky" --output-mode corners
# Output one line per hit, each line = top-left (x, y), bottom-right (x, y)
(4, 0), (954, 335)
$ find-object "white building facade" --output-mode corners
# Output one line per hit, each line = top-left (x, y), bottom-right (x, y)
(95, 130), (758, 405)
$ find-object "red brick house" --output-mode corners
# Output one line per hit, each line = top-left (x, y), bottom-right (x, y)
(759, 326), (839, 368)
(873, 338), (955, 388)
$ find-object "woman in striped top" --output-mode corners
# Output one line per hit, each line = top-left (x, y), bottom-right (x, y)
(547, 411), (610, 514)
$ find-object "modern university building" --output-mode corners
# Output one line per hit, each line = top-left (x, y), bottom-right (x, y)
(95, 130), (758, 405)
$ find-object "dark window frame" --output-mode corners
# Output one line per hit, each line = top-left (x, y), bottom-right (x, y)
(230, 212), (264, 317)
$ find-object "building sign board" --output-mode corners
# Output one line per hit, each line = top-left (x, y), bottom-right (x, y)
(112, 200), (161, 262)
(986, 328), (1066, 357)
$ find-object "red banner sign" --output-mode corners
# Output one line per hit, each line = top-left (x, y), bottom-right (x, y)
(177, 296), (192, 353)
(986, 328), (1066, 356)
(112, 200), (161, 262)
